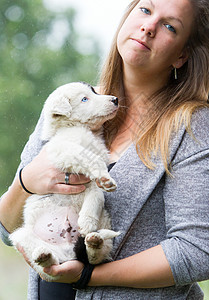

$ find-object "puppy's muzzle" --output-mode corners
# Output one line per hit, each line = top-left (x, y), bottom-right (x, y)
(111, 97), (118, 106)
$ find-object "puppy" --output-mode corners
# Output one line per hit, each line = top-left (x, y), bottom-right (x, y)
(10, 82), (120, 281)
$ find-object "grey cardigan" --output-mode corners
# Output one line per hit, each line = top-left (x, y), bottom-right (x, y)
(1, 108), (209, 300)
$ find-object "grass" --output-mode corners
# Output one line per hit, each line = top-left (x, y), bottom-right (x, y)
(0, 239), (209, 299)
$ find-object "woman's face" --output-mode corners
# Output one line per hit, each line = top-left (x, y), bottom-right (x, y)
(117, 0), (194, 76)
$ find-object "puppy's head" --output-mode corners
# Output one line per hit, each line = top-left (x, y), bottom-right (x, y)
(42, 82), (118, 140)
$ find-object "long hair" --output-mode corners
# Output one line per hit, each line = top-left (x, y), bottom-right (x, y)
(99, 0), (209, 173)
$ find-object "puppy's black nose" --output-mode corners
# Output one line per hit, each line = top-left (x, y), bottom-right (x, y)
(111, 97), (118, 106)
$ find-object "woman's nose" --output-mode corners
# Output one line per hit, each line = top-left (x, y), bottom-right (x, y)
(140, 22), (157, 38)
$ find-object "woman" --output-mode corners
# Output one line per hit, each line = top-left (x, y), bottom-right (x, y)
(0, 0), (208, 299)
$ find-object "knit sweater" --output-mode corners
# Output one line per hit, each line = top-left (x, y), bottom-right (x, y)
(1, 108), (209, 300)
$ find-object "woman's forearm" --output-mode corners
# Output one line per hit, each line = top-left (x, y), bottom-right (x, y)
(89, 245), (175, 288)
(0, 146), (90, 234)
(0, 176), (29, 233)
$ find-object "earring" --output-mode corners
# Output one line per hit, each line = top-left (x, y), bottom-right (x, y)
(174, 68), (178, 80)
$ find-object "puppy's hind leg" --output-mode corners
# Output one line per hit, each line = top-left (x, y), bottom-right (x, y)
(10, 227), (59, 268)
(96, 229), (120, 240)
(32, 245), (59, 268)
(85, 230), (120, 265)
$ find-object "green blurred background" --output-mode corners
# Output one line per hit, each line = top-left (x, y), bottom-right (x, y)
(0, 0), (208, 299)
(0, 0), (100, 196)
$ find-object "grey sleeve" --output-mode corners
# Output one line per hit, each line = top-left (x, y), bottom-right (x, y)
(19, 111), (46, 170)
(0, 111), (46, 246)
(161, 108), (209, 286)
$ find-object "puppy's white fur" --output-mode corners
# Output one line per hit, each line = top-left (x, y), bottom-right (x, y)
(10, 82), (119, 281)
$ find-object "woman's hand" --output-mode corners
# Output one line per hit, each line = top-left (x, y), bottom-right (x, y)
(17, 244), (32, 266)
(43, 260), (84, 283)
(21, 146), (90, 195)
(0, 145), (89, 233)
(17, 244), (84, 283)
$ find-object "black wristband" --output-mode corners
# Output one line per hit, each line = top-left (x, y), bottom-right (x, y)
(71, 264), (95, 290)
(19, 168), (34, 195)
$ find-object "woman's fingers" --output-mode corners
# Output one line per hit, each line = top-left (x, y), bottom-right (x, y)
(52, 173), (90, 194)
(54, 172), (90, 185)
(54, 183), (86, 195)
(21, 145), (90, 195)
(63, 173), (90, 185)
(43, 260), (84, 283)
(16, 244), (84, 285)
(16, 244), (32, 267)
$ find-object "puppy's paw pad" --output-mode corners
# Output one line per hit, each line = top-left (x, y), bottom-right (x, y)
(98, 177), (117, 192)
(85, 232), (104, 249)
(35, 253), (51, 265)
(32, 247), (58, 267)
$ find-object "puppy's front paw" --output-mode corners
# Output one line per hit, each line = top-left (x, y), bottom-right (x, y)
(97, 177), (117, 192)
(78, 216), (98, 236)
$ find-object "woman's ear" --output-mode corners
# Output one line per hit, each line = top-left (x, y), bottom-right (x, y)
(172, 48), (189, 69)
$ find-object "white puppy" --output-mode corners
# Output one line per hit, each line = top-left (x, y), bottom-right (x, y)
(10, 82), (120, 281)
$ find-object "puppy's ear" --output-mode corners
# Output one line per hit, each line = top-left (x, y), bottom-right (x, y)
(41, 92), (72, 140)
(50, 94), (72, 118)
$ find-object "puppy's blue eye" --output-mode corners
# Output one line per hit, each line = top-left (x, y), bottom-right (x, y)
(81, 97), (88, 102)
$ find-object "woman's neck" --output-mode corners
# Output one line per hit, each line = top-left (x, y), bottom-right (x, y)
(109, 67), (169, 163)
(109, 65), (170, 163)
(123, 65), (169, 105)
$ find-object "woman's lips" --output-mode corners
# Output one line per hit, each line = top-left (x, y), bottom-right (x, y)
(131, 38), (151, 50)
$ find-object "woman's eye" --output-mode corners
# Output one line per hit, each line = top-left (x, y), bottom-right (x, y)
(165, 24), (176, 33)
(140, 7), (151, 15)
(81, 97), (89, 102)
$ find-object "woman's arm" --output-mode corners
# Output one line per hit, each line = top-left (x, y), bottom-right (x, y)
(43, 244), (174, 288)
(0, 177), (30, 233)
(89, 245), (174, 288)
(0, 147), (88, 233)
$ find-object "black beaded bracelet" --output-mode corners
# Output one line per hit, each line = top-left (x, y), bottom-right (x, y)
(19, 168), (34, 195)
(71, 264), (95, 290)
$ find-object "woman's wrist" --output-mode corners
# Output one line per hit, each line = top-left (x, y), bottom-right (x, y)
(0, 176), (30, 233)
(71, 263), (95, 290)
(18, 168), (34, 195)
(88, 262), (113, 287)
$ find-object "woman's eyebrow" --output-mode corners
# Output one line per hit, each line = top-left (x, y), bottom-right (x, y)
(166, 17), (184, 29)
(140, 0), (155, 7)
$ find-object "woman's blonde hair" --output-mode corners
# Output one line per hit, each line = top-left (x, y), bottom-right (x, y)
(99, 0), (209, 173)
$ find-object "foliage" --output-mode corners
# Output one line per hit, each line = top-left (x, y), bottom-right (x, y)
(0, 0), (101, 194)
